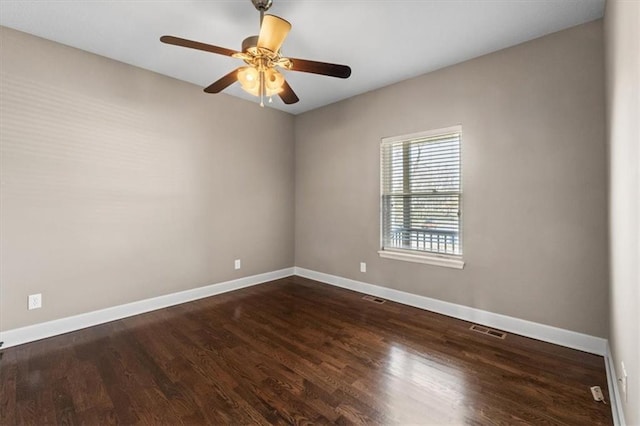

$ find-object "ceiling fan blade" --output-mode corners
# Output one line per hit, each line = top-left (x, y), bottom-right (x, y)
(288, 58), (351, 79)
(278, 80), (299, 105)
(160, 35), (239, 57)
(257, 15), (291, 53)
(204, 68), (242, 93)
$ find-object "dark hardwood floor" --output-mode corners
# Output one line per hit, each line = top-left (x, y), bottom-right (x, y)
(1, 276), (612, 425)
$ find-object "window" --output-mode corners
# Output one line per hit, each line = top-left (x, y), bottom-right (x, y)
(379, 126), (463, 269)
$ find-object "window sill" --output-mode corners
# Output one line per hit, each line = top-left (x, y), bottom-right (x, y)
(378, 249), (465, 269)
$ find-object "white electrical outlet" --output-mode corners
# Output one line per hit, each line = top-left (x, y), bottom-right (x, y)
(28, 293), (42, 310)
(620, 361), (628, 402)
(234, 259), (241, 270)
(360, 262), (366, 273)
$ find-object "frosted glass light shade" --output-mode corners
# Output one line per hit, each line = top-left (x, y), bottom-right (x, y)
(237, 66), (260, 93)
(238, 67), (284, 97)
(265, 68), (285, 92)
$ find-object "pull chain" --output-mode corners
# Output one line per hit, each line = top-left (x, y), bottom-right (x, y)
(260, 63), (265, 107)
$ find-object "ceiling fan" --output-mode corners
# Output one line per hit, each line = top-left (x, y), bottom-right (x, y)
(160, 0), (352, 107)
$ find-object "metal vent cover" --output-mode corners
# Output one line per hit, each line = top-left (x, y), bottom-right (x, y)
(469, 324), (507, 339)
(362, 295), (386, 304)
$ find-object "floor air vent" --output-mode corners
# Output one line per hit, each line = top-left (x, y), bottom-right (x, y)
(362, 295), (386, 304)
(469, 324), (507, 339)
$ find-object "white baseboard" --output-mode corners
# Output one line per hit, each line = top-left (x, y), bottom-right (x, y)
(1, 266), (620, 423)
(1, 266), (608, 356)
(0, 267), (295, 349)
(605, 343), (626, 426)
(294, 267), (608, 356)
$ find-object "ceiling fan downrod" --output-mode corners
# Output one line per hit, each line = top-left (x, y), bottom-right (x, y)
(251, 0), (278, 107)
(251, 0), (273, 26)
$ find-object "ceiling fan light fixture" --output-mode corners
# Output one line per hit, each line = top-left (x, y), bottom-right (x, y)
(238, 66), (284, 97)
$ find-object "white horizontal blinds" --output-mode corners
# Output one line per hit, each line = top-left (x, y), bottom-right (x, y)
(381, 130), (462, 256)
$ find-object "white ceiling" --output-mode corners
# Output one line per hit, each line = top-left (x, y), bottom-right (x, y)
(0, 0), (604, 115)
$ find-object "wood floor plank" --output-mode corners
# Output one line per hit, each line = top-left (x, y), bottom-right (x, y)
(0, 276), (613, 425)
(0, 350), (18, 426)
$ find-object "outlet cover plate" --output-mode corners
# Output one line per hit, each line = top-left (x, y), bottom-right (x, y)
(28, 293), (42, 310)
(234, 259), (241, 270)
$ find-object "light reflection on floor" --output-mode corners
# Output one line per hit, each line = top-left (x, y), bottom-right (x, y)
(381, 343), (470, 424)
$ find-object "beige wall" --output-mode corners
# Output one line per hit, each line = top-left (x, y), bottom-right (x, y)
(0, 27), (295, 331)
(295, 21), (609, 337)
(1, 21), (611, 342)
(605, 0), (639, 423)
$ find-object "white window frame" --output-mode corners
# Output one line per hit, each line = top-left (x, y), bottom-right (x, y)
(378, 125), (464, 269)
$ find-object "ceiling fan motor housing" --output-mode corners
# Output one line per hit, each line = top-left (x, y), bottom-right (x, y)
(242, 36), (259, 53)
